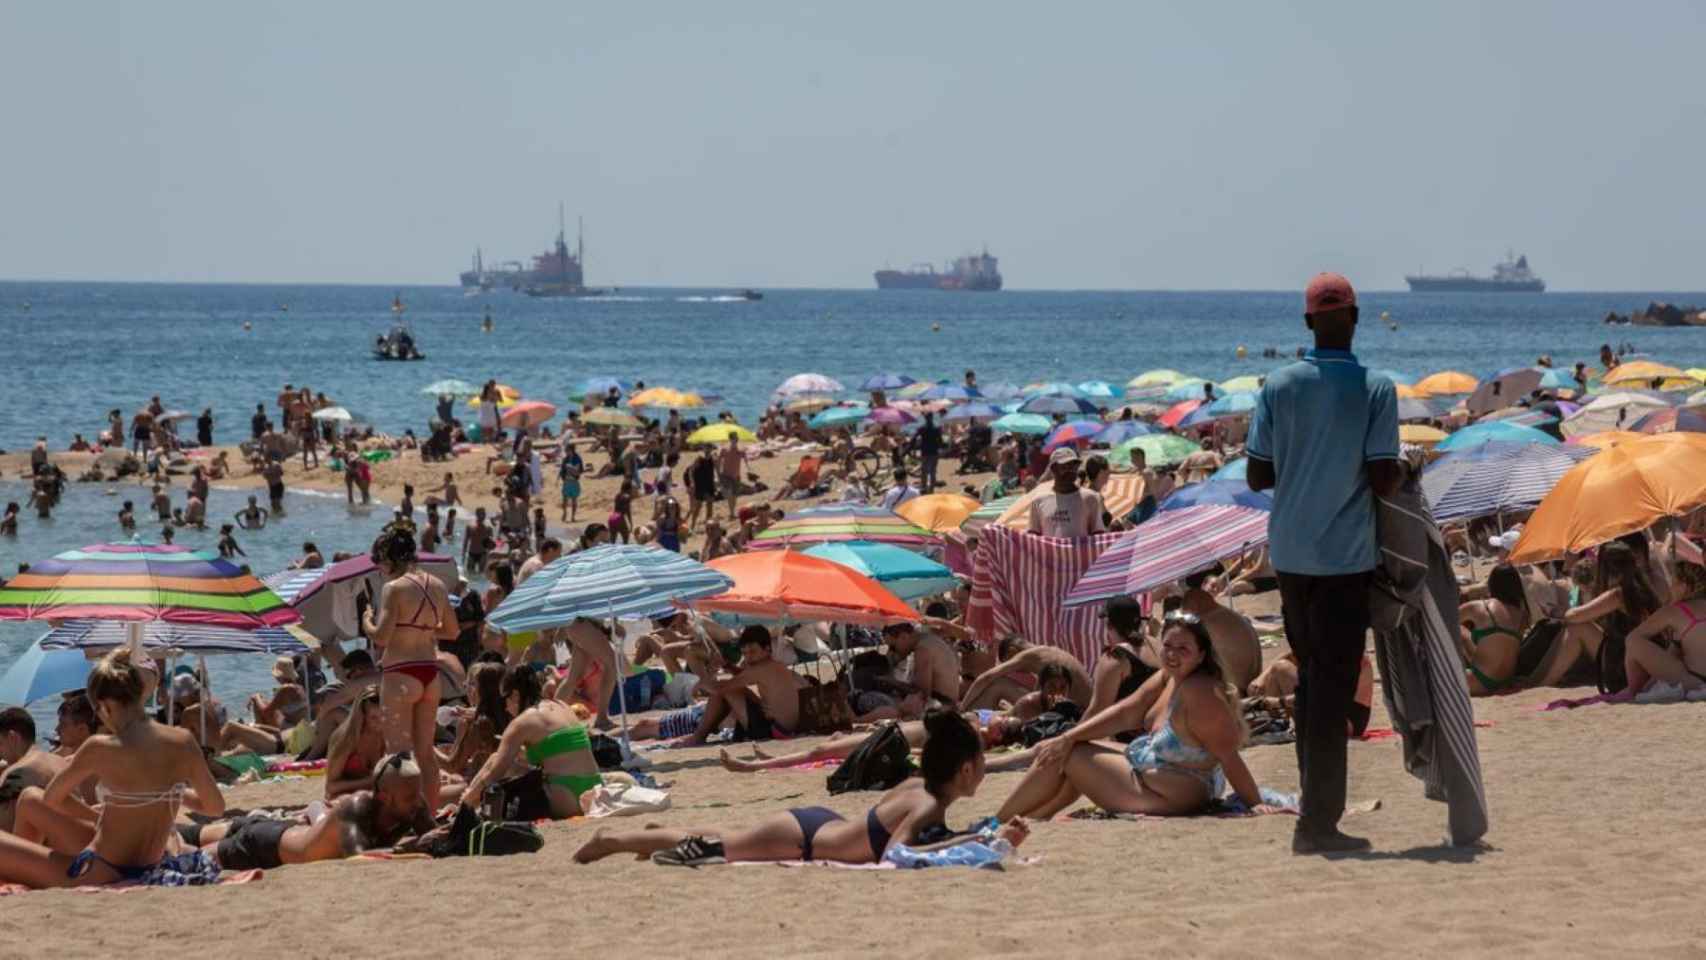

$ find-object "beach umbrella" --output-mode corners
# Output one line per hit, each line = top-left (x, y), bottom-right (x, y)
(467, 384), (521, 408)
(1688, 369), (1706, 384)
(866, 406), (917, 427)
(1157, 399), (1204, 429)
(500, 400), (558, 430)
(1629, 406), (1706, 435)
(39, 619), (309, 657)
(1397, 397), (1437, 421)
(1157, 480), (1273, 513)
(0, 541), (299, 630)
(800, 541), (959, 602)
(921, 383), (981, 402)
(1095, 421), (1159, 446)
(1210, 458), (1248, 482)
(1127, 369), (1191, 389)
(1399, 424), (1448, 445)
(1024, 381), (1082, 397)
(421, 379), (481, 398)
(628, 387), (705, 410)
(784, 396), (836, 414)
(1076, 380), (1118, 400)
(1467, 369), (1544, 416)
(1536, 368), (1581, 391)
(583, 407), (643, 429)
(1510, 434), (1706, 564)
(1567, 430), (1644, 451)
(1218, 375), (1264, 393)
(1019, 394), (1099, 417)
(693, 551), (920, 627)
(860, 373), (915, 391)
(977, 382), (1023, 401)
(894, 493), (982, 534)
(807, 406), (870, 430)
(686, 423), (758, 445)
(1414, 371), (1478, 396)
(263, 553), (457, 643)
(747, 503), (936, 551)
(570, 377), (631, 401)
(1395, 384), (1425, 399)
(488, 545), (734, 632)
(894, 381), (936, 399)
(1042, 420), (1106, 452)
(775, 373), (845, 397)
(1204, 392), (1258, 418)
(0, 641), (92, 705)
(1163, 379), (1220, 402)
(1109, 433), (1200, 469)
(156, 410), (194, 424)
(1559, 392), (1670, 439)
(310, 406), (357, 423)
(1422, 442), (1597, 524)
(990, 412), (1052, 436)
(962, 494), (1022, 534)
(1063, 505), (1271, 605)
(1435, 421), (1559, 453)
(1602, 361), (1700, 390)
(943, 402), (1004, 423)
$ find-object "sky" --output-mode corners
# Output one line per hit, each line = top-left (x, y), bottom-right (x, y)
(1, 1), (1703, 290)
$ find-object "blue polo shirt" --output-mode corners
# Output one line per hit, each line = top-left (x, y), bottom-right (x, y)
(1245, 348), (1399, 576)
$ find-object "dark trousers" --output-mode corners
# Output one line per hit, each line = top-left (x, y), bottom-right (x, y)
(1276, 569), (1372, 835)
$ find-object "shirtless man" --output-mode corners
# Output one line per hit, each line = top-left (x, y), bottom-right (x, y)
(681, 627), (803, 744)
(262, 459), (286, 512)
(0, 709), (67, 833)
(719, 436), (746, 520)
(882, 623), (962, 706)
(150, 484), (172, 521)
(424, 472), (461, 508)
(960, 637), (1093, 713)
(516, 538), (561, 584)
(187, 753), (435, 870)
(463, 507), (493, 574)
(1174, 569), (1263, 691)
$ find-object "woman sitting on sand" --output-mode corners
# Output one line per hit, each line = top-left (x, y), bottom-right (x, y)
(1607, 558), (1706, 701)
(1458, 564), (1532, 695)
(1559, 542), (1662, 689)
(437, 662), (506, 779)
(247, 656), (308, 730)
(459, 666), (602, 819)
(578, 709), (1029, 867)
(324, 692), (387, 799)
(996, 615), (1275, 820)
(0, 648), (226, 888)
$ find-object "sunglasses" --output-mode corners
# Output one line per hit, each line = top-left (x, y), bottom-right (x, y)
(373, 750), (414, 791)
(1163, 611), (1202, 626)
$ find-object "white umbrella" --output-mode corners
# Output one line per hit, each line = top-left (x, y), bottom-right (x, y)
(774, 373), (845, 397)
(1559, 392), (1670, 438)
(311, 406), (356, 422)
(1467, 369), (1543, 417)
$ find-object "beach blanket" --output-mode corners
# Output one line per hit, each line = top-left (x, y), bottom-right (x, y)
(0, 864), (261, 897)
(1063, 796), (1381, 823)
(1368, 460), (1490, 847)
(966, 525), (1127, 667)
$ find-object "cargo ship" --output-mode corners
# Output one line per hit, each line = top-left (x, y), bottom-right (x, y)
(458, 206), (605, 296)
(1405, 252), (1545, 293)
(875, 249), (1002, 291)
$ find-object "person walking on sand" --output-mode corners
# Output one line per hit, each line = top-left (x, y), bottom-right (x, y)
(719, 436), (746, 520)
(1246, 272), (1401, 855)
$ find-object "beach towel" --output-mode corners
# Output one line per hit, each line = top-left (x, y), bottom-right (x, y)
(0, 859), (259, 896)
(1063, 795), (1382, 823)
(580, 782), (672, 818)
(966, 525), (1127, 667)
(1368, 458), (1490, 846)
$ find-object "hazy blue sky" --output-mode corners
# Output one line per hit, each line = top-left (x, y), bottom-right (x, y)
(2, 1), (1702, 289)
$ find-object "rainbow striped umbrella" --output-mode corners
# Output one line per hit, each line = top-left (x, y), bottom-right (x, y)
(747, 504), (936, 551)
(0, 541), (300, 630)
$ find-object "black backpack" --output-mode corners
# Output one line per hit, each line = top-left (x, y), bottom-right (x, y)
(429, 804), (545, 858)
(1515, 618), (1563, 682)
(826, 722), (913, 795)
(1020, 701), (1085, 747)
(1597, 632), (1630, 695)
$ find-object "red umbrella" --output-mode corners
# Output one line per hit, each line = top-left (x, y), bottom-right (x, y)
(692, 551), (920, 626)
(1158, 399), (1204, 429)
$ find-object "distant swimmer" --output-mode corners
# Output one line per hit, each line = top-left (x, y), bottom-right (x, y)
(1236, 345), (1248, 359)
(242, 320), (253, 331)
(20, 301), (29, 312)
(931, 322), (942, 332)
(1381, 310), (1397, 331)
(482, 306), (494, 334)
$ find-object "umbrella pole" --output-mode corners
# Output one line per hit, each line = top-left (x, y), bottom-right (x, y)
(608, 606), (634, 766)
(198, 655), (210, 747)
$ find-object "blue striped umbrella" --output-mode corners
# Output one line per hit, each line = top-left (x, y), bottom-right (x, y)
(488, 545), (734, 632)
(859, 373), (915, 391)
(39, 619), (308, 656)
(1158, 479), (1273, 513)
(920, 383), (981, 402)
(1422, 442), (1598, 523)
(1019, 394), (1100, 417)
(943, 402), (1004, 422)
(1096, 420), (1159, 445)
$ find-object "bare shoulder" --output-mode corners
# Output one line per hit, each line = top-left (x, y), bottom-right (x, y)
(1176, 673), (1224, 709)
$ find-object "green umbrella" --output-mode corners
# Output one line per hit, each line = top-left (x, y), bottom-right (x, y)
(1109, 433), (1200, 468)
(420, 379), (480, 397)
(991, 412), (1052, 436)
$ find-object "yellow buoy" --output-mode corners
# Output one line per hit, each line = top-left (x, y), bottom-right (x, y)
(1235, 345), (1248, 359)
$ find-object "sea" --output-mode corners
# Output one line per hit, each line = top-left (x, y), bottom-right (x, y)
(3, 280), (1705, 726)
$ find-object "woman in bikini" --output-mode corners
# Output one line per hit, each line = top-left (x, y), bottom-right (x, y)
(557, 618), (619, 730)
(324, 693), (387, 799)
(0, 648), (226, 888)
(996, 614), (1277, 820)
(438, 662), (507, 780)
(361, 521), (459, 811)
(460, 666), (602, 819)
(1560, 541), (1661, 691)
(1458, 564), (1531, 696)
(1085, 596), (1159, 718)
(1610, 557), (1706, 701)
(577, 709), (1029, 866)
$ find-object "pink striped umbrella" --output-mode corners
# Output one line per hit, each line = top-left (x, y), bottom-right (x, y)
(1062, 504), (1269, 606)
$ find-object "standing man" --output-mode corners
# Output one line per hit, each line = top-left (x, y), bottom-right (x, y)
(1025, 448), (1105, 538)
(196, 407), (215, 448)
(719, 435), (746, 521)
(915, 412), (943, 493)
(1246, 272), (1400, 855)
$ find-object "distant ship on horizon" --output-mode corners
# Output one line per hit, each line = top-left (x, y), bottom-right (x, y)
(1406, 251), (1545, 293)
(875, 249), (1002, 291)
(458, 205), (605, 297)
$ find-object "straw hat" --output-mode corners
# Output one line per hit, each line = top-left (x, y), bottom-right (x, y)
(272, 656), (299, 684)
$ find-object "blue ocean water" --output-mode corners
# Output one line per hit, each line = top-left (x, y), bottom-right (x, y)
(2, 281), (1705, 723)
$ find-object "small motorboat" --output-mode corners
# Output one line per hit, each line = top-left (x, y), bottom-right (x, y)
(740, 288), (763, 301)
(373, 322), (425, 361)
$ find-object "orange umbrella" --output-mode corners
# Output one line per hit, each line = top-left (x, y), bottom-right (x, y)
(1567, 430), (1644, 451)
(693, 551), (919, 626)
(1395, 383), (1425, 399)
(1510, 433), (1706, 564)
(1414, 371), (1479, 396)
(500, 400), (557, 429)
(1601, 360), (1700, 390)
(895, 493), (981, 533)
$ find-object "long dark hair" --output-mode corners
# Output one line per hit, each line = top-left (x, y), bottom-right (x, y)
(500, 664), (542, 713)
(1162, 615), (1246, 742)
(918, 708), (981, 799)
(1596, 541), (1660, 623)
(371, 519), (418, 570)
(470, 663), (509, 734)
(1487, 564), (1529, 626)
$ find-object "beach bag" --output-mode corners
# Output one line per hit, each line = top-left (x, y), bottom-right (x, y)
(827, 722), (913, 795)
(484, 767), (555, 822)
(794, 675), (854, 736)
(430, 804), (544, 858)
(589, 733), (625, 771)
(1019, 701), (1083, 747)
(1597, 632), (1630, 695)
(1515, 618), (1564, 682)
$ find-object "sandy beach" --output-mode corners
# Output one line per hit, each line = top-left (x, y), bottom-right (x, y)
(1, 679), (1702, 957)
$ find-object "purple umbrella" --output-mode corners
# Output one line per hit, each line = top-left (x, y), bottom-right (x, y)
(866, 406), (917, 426)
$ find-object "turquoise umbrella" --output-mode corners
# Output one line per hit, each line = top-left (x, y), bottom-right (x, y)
(809, 405), (870, 430)
(800, 541), (958, 602)
(991, 412), (1052, 436)
(1435, 422), (1560, 453)
(1076, 380), (1117, 400)
(1210, 457), (1249, 482)
(1164, 379), (1220, 402)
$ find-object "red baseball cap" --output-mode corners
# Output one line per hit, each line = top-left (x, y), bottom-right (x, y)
(1304, 272), (1357, 314)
